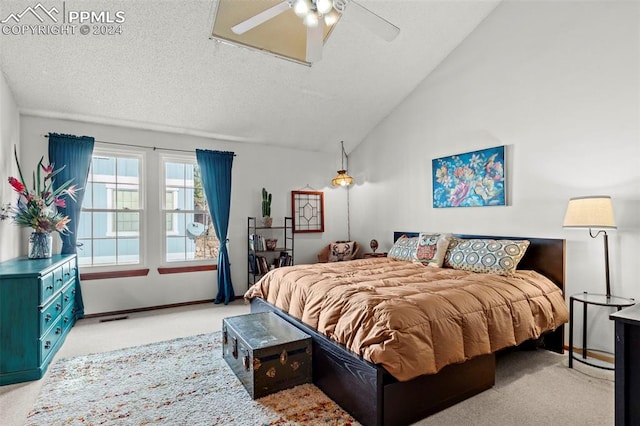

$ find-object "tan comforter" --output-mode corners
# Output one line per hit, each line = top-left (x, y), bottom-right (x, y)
(244, 258), (569, 381)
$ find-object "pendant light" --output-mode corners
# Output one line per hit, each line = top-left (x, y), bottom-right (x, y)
(331, 141), (354, 187)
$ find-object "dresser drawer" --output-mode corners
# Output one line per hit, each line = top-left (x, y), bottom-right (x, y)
(62, 258), (77, 286)
(60, 303), (75, 335)
(53, 264), (65, 293)
(40, 317), (63, 362)
(39, 272), (56, 304)
(61, 282), (76, 311)
(40, 294), (63, 335)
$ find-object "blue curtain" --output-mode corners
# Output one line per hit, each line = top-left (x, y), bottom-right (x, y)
(48, 133), (95, 319)
(196, 149), (235, 304)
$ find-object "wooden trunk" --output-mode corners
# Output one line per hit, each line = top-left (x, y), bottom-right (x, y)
(222, 312), (312, 399)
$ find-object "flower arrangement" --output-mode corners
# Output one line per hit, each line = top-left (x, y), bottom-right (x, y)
(1, 146), (77, 234)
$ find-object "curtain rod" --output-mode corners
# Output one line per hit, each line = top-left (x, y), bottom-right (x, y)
(42, 134), (235, 155)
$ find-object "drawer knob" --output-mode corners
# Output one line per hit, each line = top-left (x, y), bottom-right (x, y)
(56, 303), (62, 311)
(44, 341), (51, 350)
(46, 285), (54, 291)
(45, 313), (52, 322)
(56, 327), (62, 335)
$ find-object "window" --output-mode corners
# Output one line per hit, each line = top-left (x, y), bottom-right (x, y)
(78, 151), (142, 266)
(163, 158), (219, 263)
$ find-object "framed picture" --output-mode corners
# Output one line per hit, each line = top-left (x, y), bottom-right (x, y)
(291, 190), (324, 233)
(432, 145), (506, 208)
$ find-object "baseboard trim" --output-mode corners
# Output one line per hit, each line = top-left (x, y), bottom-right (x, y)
(84, 297), (245, 319)
(563, 345), (615, 364)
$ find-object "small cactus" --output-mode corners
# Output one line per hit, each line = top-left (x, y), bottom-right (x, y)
(261, 188), (272, 217)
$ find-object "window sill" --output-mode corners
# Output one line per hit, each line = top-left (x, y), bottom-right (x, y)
(157, 264), (217, 275)
(80, 268), (150, 281)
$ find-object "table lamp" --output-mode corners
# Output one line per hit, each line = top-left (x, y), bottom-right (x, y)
(563, 195), (617, 298)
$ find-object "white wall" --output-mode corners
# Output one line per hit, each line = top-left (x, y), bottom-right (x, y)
(19, 115), (349, 314)
(0, 71), (21, 262)
(350, 0), (640, 352)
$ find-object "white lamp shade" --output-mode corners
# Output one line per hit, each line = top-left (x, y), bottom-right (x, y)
(563, 196), (616, 229)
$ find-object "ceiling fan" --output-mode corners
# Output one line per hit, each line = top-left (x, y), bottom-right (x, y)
(230, 0), (400, 63)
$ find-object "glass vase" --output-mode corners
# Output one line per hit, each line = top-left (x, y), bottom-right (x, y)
(28, 232), (53, 259)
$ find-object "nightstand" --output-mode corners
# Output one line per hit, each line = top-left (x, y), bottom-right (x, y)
(610, 303), (640, 425)
(363, 252), (387, 258)
(568, 292), (635, 370)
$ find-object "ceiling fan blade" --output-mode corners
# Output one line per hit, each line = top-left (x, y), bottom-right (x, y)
(306, 23), (323, 63)
(348, 0), (400, 42)
(231, 1), (291, 35)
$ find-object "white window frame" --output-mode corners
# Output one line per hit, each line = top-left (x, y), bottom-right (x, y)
(78, 147), (146, 268)
(160, 153), (218, 265)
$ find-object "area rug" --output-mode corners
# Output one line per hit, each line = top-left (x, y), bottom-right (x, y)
(26, 333), (359, 425)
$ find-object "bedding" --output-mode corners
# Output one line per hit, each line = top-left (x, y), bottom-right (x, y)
(244, 257), (569, 382)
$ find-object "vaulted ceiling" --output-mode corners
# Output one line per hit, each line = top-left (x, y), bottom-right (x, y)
(0, 0), (500, 153)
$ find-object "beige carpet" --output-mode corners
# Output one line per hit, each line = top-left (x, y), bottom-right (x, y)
(0, 301), (614, 425)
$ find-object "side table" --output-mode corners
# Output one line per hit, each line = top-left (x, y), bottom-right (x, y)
(569, 292), (635, 370)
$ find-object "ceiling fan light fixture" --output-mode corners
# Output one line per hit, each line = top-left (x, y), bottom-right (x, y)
(316, 0), (333, 15)
(324, 9), (339, 26)
(303, 11), (319, 27)
(294, 0), (310, 18)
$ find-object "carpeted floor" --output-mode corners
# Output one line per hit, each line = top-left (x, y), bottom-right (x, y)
(17, 302), (615, 426)
(25, 332), (359, 426)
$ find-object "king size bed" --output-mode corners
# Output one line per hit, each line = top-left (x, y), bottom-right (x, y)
(245, 232), (569, 426)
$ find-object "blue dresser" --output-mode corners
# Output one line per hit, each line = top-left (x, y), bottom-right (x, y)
(0, 254), (77, 385)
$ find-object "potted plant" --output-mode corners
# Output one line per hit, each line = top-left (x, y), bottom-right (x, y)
(261, 187), (272, 227)
(2, 146), (77, 258)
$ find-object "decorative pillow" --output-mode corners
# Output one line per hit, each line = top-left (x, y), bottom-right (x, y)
(444, 238), (530, 276)
(415, 232), (452, 267)
(328, 241), (355, 262)
(388, 235), (419, 261)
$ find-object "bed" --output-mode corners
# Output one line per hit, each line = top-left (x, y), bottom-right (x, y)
(245, 233), (568, 426)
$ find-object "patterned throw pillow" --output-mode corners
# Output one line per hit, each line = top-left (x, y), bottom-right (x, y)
(328, 241), (355, 262)
(416, 232), (452, 267)
(444, 238), (530, 276)
(388, 235), (419, 261)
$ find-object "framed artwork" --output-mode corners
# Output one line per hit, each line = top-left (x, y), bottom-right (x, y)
(432, 145), (506, 208)
(291, 190), (324, 233)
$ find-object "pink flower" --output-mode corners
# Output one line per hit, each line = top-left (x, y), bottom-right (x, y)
(41, 163), (54, 175)
(449, 182), (471, 207)
(65, 185), (78, 201)
(8, 177), (25, 193)
(53, 197), (66, 208)
(55, 217), (71, 231)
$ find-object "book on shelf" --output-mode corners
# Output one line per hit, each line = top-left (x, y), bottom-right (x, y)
(248, 253), (257, 274)
(249, 234), (268, 252)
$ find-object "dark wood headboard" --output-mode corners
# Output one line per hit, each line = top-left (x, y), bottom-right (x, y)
(393, 232), (565, 292)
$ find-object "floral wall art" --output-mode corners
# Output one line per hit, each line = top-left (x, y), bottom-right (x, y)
(432, 145), (506, 208)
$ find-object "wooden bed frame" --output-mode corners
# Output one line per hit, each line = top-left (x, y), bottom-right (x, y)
(250, 233), (566, 426)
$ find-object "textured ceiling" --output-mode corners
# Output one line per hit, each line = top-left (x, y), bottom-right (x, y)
(0, 0), (500, 153)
